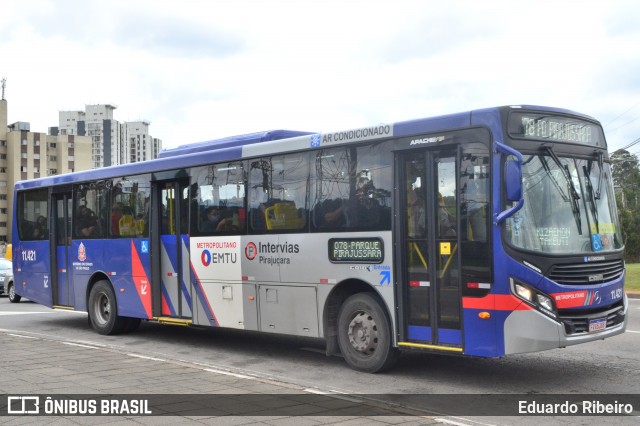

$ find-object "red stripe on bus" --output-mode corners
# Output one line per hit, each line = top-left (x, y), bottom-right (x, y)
(131, 241), (152, 318)
(462, 294), (533, 311)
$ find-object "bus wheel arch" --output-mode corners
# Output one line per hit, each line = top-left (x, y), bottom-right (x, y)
(324, 280), (398, 372)
(87, 276), (128, 335)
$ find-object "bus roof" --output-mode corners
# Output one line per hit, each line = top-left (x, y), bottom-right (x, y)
(157, 130), (315, 159)
(14, 105), (599, 191)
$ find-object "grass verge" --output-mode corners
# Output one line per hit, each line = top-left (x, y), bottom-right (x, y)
(625, 263), (640, 291)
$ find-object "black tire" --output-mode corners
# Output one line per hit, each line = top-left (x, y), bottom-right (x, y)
(88, 280), (127, 335)
(337, 292), (398, 373)
(8, 282), (21, 303)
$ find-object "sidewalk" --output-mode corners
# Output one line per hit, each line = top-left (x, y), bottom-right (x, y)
(0, 331), (438, 424)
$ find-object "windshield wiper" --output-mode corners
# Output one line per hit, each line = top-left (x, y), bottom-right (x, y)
(538, 155), (569, 202)
(583, 163), (599, 234)
(595, 151), (603, 200)
(584, 151), (605, 234)
(543, 146), (582, 234)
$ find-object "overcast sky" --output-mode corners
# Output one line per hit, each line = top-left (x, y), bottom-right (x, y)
(1, 0), (640, 153)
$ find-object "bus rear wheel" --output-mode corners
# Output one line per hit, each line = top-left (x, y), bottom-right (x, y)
(88, 280), (127, 335)
(337, 293), (398, 373)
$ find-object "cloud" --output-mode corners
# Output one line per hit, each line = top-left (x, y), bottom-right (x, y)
(5, 0), (244, 59)
(112, 16), (244, 58)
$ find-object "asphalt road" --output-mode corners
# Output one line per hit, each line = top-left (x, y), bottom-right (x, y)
(1, 296), (639, 424)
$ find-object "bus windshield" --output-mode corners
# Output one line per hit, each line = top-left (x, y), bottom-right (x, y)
(506, 153), (623, 254)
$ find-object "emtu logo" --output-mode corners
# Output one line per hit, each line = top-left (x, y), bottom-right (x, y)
(201, 250), (213, 266)
(245, 242), (257, 260)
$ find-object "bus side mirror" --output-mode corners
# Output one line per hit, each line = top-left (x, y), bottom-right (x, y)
(505, 159), (522, 202)
(494, 142), (524, 224)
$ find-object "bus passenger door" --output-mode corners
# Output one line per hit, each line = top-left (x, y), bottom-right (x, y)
(152, 180), (193, 320)
(397, 150), (463, 351)
(51, 190), (73, 307)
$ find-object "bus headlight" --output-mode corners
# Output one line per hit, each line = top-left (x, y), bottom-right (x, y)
(514, 282), (533, 302)
(536, 294), (553, 312)
(510, 278), (556, 318)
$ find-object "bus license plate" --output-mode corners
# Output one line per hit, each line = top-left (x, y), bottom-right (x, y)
(589, 318), (607, 332)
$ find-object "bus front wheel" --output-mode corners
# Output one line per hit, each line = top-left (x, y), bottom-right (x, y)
(88, 280), (127, 335)
(337, 293), (398, 373)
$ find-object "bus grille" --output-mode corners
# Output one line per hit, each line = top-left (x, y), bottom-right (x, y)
(558, 301), (625, 335)
(548, 260), (624, 285)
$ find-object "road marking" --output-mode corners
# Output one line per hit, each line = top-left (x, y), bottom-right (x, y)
(8, 333), (38, 339)
(127, 353), (166, 362)
(62, 342), (104, 350)
(53, 310), (87, 315)
(0, 311), (56, 315)
(436, 417), (496, 426)
(627, 330), (640, 334)
(435, 419), (474, 426)
(203, 368), (253, 380)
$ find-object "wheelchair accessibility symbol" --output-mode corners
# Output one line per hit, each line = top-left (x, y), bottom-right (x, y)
(591, 234), (602, 252)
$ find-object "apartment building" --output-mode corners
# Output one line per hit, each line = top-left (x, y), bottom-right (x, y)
(0, 98), (92, 242)
(123, 121), (162, 163)
(58, 105), (162, 167)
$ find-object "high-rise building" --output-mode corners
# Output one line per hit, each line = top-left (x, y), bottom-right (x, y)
(123, 121), (162, 163)
(0, 98), (92, 243)
(58, 105), (162, 168)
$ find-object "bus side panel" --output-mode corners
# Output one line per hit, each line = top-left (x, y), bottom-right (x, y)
(71, 239), (104, 311)
(461, 299), (498, 357)
(115, 239), (152, 319)
(14, 241), (52, 307)
(71, 239), (152, 319)
(461, 294), (533, 357)
(190, 235), (244, 328)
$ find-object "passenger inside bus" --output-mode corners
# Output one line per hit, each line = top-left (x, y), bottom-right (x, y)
(200, 206), (234, 233)
(77, 205), (98, 237)
(32, 216), (48, 240)
(111, 202), (124, 236)
(319, 176), (380, 229)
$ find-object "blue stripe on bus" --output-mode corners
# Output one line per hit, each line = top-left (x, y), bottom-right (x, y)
(438, 328), (462, 345)
(181, 235), (193, 311)
(160, 281), (176, 316)
(407, 325), (431, 341)
(407, 326), (462, 345)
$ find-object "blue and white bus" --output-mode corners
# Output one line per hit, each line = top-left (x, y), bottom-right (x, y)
(12, 105), (626, 372)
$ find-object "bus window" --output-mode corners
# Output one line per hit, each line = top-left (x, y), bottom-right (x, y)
(74, 182), (108, 239)
(248, 153), (309, 233)
(191, 162), (246, 236)
(311, 142), (392, 232)
(111, 175), (151, 237)
(460, 142), (491, 297)
(17, 189), (48, 241)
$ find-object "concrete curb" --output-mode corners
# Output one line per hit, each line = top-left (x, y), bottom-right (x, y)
(626, 291), (640, 299)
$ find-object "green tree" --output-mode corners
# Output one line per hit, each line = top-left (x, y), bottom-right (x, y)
(611, 149), (640, 261)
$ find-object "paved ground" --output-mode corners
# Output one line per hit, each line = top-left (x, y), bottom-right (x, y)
(0, 331), (439, 425)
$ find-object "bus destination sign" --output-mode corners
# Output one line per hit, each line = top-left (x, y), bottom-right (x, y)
(508, 112), (605, 147)
(329, 238), (384, 263)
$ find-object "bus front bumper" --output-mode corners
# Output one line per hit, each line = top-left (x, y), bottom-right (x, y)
(503, 294), (628, 355)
